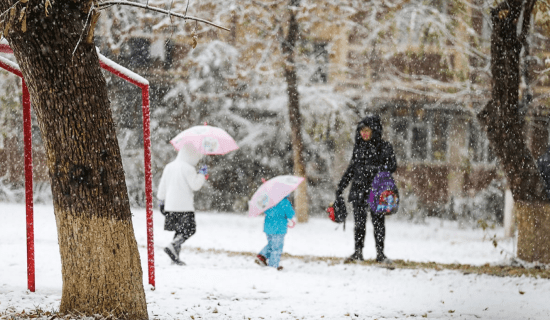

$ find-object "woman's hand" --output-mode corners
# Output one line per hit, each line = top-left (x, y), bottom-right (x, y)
(159, 200), (165, 215)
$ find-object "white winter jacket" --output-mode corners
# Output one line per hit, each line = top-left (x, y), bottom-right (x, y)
(157, 144), (206, 212)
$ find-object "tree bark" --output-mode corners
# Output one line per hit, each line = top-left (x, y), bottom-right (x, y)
(515, 201), (550, 262)
(282, 0), (309, 222)
(2, 1), (148, 317)
(478, 0), (550, 263)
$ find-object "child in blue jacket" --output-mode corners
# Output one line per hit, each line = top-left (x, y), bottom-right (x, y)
(255, 196), (296, 270)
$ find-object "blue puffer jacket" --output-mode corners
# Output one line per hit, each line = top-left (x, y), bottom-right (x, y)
(264, 197), (296, 235)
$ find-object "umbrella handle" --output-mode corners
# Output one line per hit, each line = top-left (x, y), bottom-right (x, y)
(287, 219), (296, 229)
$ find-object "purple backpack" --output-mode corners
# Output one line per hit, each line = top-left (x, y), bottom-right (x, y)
(368, 171), (399, 215)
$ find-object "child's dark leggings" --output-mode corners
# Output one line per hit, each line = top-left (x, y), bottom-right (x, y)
(172, 213), (196, 255)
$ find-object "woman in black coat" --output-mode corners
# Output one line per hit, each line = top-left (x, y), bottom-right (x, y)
(336, 115), (397, 263)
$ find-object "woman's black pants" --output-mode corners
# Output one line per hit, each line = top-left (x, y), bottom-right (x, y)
(352, 197), (385, 256)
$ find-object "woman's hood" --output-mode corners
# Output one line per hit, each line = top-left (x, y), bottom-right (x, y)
(176, 143), (203, 166)
(355, 114), (383, 144)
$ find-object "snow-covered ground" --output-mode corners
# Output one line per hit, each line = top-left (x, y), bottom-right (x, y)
(1, 203), (549, 319)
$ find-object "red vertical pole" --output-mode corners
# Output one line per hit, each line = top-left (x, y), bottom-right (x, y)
(141, 85), (155, 288)
(22, 80), (35, 292)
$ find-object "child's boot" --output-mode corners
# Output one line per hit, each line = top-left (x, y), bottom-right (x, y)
(255, 254), (268, 267)
(164, 244), (185, 265)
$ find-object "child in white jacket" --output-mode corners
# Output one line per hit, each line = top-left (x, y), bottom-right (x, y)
(157, 143), (207, 265)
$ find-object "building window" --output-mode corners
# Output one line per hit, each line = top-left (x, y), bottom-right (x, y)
(392, 118), (408, 161)
(411, 125), (429, 160)
(468, 121), (495, 163)
(431, 114), (448, 161)
(391, 110), (448, 163)
(309, 43), (328, 83)
(300, 41), (329, 83)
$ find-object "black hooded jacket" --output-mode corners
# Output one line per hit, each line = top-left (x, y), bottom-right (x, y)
(337, 115), (397, 202)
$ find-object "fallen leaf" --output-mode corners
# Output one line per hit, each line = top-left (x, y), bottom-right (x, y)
(498, 10), (509, 19)
(45, 0), (52, 16)
(3, 20), (9, 38)
(19, 7), (26, 22)
(21, 11), (26, 33)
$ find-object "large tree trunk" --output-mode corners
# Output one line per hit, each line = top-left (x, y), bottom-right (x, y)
(282, 0), (309, 222)
(478, 0), (550, 263)
(2, 1), (148, 317)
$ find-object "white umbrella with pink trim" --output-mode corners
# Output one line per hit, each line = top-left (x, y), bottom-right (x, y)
(170, 124), (239, 155)
(248, 175), (305, 217)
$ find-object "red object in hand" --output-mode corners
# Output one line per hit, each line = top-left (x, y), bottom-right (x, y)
(205, 174), (209, 180)
(327, 205), (336, 222)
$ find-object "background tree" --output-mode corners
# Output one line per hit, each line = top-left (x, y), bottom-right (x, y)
(281, 0), (309, 222)
(478, 0), (550, 263)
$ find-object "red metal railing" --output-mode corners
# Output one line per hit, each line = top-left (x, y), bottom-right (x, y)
(0, 43), (155, 291)
(0, 49), (34, 292)
(22, 80), (35, 292)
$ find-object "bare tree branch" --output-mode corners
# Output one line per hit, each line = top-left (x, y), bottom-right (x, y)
(519, 0), (537, 50)
(0, 0), (20, 21)
(72, 3), (95, 59)
(184, 0), (190, 17)
(97, 0), (230, 31)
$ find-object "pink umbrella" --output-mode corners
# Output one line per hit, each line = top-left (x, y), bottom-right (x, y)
(170, 124), (239, 155)
(248, 175), (305, 217)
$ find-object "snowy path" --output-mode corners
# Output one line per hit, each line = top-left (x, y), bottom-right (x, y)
(1, 203), (549, 319)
